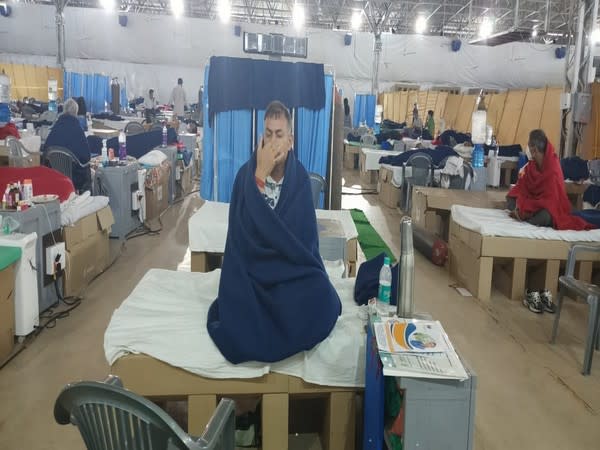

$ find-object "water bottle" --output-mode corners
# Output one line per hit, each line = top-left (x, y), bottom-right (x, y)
(101, 139), (108, 165)
(377, 256), (392, 305)
(118, 131), (127, 161)
(472, 143), (484, 168)
(396, 217), (415, 318)
(162, 124), (168, 147)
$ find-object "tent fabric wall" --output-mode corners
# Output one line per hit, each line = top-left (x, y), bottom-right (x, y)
(514, 88), (547, 151)
(64, 72), (111, 114)
(443, 94), (462, 130)
(0, 63), (63, 101)
(497, 90), (527, 145)
(454, 95), (478, 133)
(434, 92), (448, 127)
(486, 93), (507, 134)
(540, 87), (563, 151)
(398, 92), (408, 123)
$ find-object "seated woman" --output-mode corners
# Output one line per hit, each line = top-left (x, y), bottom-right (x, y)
(207, 101), (341, 364)
(506, 129), (592, 230)
(44, 98), (92, 193)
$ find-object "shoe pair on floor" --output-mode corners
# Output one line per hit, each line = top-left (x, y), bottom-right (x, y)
(523, 289), (556, 314)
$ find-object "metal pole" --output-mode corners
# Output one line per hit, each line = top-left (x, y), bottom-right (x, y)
(565, 0), (586, 157)
(372, 32), (382, 94)
(514, 0), (520, 28)
(544, 0), (551, 33)
(586, 0), (599, 84)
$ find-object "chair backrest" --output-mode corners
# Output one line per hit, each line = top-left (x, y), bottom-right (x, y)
(6, 138), (33, 167)
(356, 126), (369, 136)
(45, 146), (83, 179)
(360, 134), (377, 146)
(406, 153), (433, 187)
(125, 121), (145, 136)
(308, 172), (326, 208)
(54, 376), (236, 450)
(39, 110), (57, 123)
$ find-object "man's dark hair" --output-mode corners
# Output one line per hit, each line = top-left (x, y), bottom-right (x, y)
(149, 89), (154, 95)
(264, 100), (292, 131)
(529, 129), (548, 153)
(428, 110), (434, 116)
(177, 78), (183, 85)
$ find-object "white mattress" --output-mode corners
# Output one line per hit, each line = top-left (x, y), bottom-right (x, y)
(380, 164), (441, 188)
(60, 192), (110, 226)
(188, 201), (359, 253)
(104, 269), (367, 387)
(451, 205), (600, 241)
(360, 148), (402, 171)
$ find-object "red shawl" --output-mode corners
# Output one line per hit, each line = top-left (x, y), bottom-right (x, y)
(508, 142), (593, 230)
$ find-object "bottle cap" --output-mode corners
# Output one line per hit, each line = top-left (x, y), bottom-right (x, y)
(384, 256), (390, 265)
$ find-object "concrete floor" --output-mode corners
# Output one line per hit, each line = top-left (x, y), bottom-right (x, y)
(0, 169), (598, 450)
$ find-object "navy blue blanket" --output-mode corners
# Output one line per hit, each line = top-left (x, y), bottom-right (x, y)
(484, 144), (522, 158)
(561, 156), (589, 181)
(574, 210), (600, 228)
(379, 146), (458, 167)
(354, 253), (399, 306)
(584, 185), (600, 206)
(440, 130), (471, 146)
(87, 129), (178, 158)
(207, 56), (325, 123)
(207, 151), (341, 364)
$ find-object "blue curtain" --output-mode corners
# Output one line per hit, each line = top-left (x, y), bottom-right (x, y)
(353, 94), (376, 128)
(201, 66), (214, 201)
(296, 74), (333, 208)
(120, 85), (128, 111)
(63, 71), (110, 114)
(215, 110), (252, 202)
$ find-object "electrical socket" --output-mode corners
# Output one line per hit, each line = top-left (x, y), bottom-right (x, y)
(45, 242), (66, 276)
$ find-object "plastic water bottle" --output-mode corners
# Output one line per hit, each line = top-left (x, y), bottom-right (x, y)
(101, 139), (108, 165)
(86, 113), (93, 132)
(118, 131), (127, 161)
(472, 143), (484, 168)
(162, 124), (168, 147)
(377, 256), (392, 305)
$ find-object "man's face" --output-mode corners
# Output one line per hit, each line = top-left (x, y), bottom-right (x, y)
(264, 115), (293, 165)
(529, 145), (544, 167)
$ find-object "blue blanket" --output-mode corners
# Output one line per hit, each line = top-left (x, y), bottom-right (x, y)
(379, 146), (458, 167)
(207, 151), (342, 364)
(354, 253), (399, 306)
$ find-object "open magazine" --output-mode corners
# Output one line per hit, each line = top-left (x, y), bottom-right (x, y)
(373, 318), (469, 380)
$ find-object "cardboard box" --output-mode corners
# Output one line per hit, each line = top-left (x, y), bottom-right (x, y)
(63, 206), (114, 250)
(358, 152), (378, 185)
(346, 238), (358, 263)
(175, 160), (193, 198)
(347, 261), (357, 278)
(0, 264), (16, 361)
(145, 165), (170, 229)
(62, 207), (114, 297)
(378, 166), (401, 209)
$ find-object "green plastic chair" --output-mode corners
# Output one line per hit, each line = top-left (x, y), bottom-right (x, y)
(54, 375), (236, 450)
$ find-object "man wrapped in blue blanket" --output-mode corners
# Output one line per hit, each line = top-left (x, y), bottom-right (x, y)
(207, 101), (342, 364)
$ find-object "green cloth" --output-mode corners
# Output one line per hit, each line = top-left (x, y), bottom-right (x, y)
(350, 209), (396, 263)
(0, 246), (22, 271)
(346, 141), (381, 150)
(425, 116), (435, 137)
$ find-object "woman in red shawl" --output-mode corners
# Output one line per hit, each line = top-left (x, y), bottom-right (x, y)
(506, 129), (593, 230)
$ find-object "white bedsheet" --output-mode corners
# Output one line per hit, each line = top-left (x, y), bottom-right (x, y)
(188, 201), (359, 253)
(380, 164), (442, 188)
(104, 269), (366, 387)
(60, 191), (110, 226)
(451, 205), (600, 241)
(360, 148), (403, 171)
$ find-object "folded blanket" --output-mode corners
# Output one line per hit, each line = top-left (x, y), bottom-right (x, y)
(207, 150), (342, 364)
(508, 142), (593, 230)
(379, 146), (458, 167)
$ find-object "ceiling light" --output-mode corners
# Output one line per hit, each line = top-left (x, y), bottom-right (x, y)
(99, 0), (115, 11)
(217, 0), (230, 23)
(171, 0), (183, 17)
(293, 4), (305, 30)
(351, 11), (362, 30)
(591, 28), (600, 44)
(479, 17), (494, 39)
(415, 16), (427, 34)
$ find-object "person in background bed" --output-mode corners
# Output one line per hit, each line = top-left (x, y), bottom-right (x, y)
(425, 110), (435, 137)
(343, 97), (351, 127)
(144, 89), (158, 124)
(506, 129), (592, 230)
(43, 98), (92, 193)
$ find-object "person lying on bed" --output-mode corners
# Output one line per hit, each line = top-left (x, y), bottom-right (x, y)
(506, 129), (593, 230)
(207, 100), (342, 364)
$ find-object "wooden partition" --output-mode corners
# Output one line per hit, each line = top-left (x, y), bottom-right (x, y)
(443, 94), (462, 130)
(486, 93), (507, 134)
(0, 63), (63, 102)
(434, 92), (448, 123)
(454, 95), (478, 133)
(514, 88), (547, 150)
(497, 90), (527, 145)
(540, 87), (562, 152)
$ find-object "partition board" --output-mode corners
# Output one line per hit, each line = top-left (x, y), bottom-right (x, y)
(443, 94), (462, 130)
(454, 95), (478, 133)
(487, 93), (507, 134)
(514, 88), (547, 151)
(540, 87), (562, 151)
(497, 90), (527, 145)
(417, 91), (428, 118)
(425, 91), (437, 115)
(0, 62), (63, 101)
(406, 90), (419, 123)
(399, 91), (408, 124)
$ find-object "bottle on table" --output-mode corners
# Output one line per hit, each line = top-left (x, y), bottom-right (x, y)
(101, 139), (108, 166)
(118, 131), (127, 161)
(162, 124), (168, 147)
(378, 256), (392, 305)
